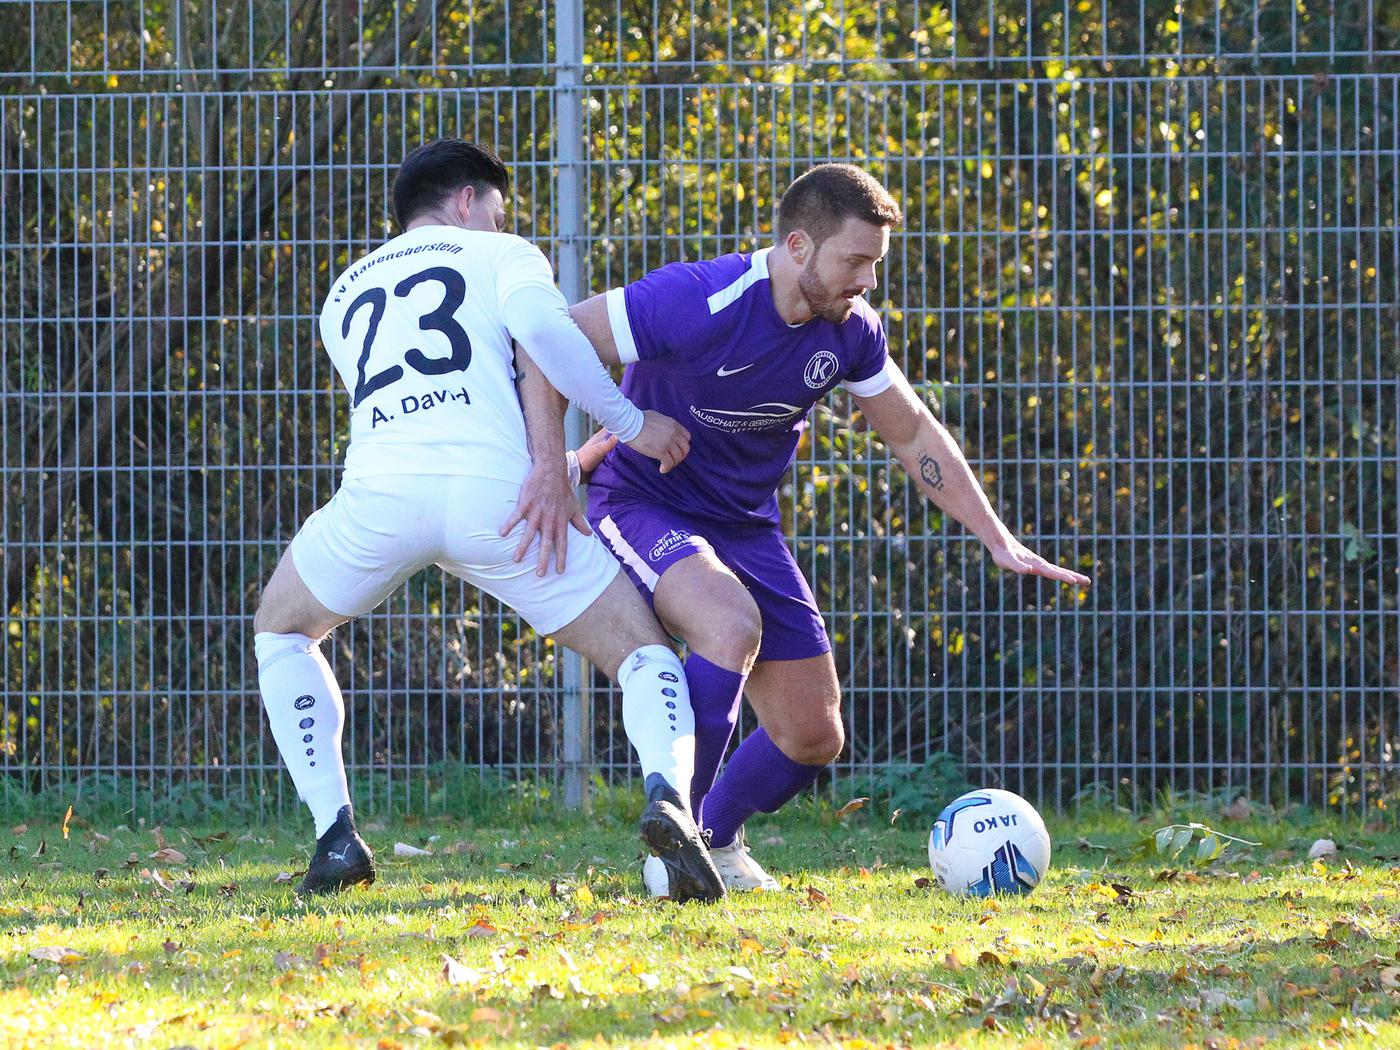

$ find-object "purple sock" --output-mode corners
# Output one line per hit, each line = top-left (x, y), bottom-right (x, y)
(684, 653), (746, 823)
(702, 727), (825, 848)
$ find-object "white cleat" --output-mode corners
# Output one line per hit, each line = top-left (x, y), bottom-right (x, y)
(642, 853), (671, 898)
(708, 829), (779, 891)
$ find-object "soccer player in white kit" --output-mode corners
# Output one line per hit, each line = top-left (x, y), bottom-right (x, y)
(252, 140), (724, 902)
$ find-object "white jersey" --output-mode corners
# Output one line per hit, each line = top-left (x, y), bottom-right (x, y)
(319, 226), (558, 483)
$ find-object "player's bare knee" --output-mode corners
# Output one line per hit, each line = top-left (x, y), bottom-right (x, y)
(696, 602), (761, 671)
(816, 722), (846, 765)
(800, 726), (845, 766)
(770, 719), (844, 766)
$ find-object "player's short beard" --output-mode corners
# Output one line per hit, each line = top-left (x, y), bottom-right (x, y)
(797, 250), (857, 324)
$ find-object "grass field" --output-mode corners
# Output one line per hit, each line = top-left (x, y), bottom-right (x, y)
(2, 796), (1399, 1049)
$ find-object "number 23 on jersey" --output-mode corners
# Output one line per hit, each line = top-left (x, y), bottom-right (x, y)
(341, 265), (474, 408)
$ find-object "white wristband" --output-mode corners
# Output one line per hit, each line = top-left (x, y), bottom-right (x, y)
(565, 449), (581, 487)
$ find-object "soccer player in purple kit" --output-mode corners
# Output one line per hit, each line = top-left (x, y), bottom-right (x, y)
(568, 164), (1092, 895)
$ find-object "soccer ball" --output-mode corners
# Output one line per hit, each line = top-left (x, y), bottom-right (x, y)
(928, 788), (1051, 896)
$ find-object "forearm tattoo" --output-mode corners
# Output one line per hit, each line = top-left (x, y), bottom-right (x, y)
(917, 450), (945, 492)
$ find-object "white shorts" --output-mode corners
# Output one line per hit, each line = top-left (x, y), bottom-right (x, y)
(288, 474), (620, 635)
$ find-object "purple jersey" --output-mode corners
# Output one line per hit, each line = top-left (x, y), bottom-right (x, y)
(589, 247), (895, 524)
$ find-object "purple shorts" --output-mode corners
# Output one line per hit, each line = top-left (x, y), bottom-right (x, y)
(587, 490), (831, 663)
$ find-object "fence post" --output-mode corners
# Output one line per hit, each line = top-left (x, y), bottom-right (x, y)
(553, 0), (592, 810)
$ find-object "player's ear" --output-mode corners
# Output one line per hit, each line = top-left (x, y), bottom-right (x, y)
(454, 183), (477, 222)
(786, 229), (812, 265)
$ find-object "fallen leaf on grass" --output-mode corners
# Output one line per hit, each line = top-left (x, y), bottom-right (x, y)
(441, 954), (484, 986)
(274, 951), (305, 971)
(61, 805), (73, 840)
(149, 847), (188, 864)
(29, 946), (84, 964)
(1380, 967), (1400, 990)
(272, 871), (297, 884)
(464, 921), (497, 939)
(393, 842), (432, 857)
(1155, 869), (1204, 884)
(835, 797), (869, 819)
(141, 868), (177, 893)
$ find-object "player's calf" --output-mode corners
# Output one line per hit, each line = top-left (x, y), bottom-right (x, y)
(618, 645), (725, 903)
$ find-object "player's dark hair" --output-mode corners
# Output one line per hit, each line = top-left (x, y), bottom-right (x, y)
(776, 164), (903, 246)
(393, 139), (510, 228)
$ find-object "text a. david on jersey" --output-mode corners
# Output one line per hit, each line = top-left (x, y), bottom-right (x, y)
(369, 385), (471, 428)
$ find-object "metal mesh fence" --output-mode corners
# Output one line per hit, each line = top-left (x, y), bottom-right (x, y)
(3, 1), (1397, 818)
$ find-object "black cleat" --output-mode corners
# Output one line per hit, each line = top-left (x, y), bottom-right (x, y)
(638, 773), (725, 904)
(298, 805), (375, 895)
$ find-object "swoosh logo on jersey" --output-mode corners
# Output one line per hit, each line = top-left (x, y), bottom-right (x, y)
(715, 362), (757, 377)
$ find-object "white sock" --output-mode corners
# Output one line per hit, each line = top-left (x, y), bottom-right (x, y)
(255, 631), (352, 837)
(617, 644), (696, 806)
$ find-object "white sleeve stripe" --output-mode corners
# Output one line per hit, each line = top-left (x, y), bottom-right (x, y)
(842, 356), (900, 397)
(605, 287), (640, 365)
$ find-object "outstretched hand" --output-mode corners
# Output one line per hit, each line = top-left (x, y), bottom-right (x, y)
(499, 461), (592, 576)
(987, 536), (1091, 586)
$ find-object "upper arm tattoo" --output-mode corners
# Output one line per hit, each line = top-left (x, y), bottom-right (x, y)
(917, 450), (945, 492)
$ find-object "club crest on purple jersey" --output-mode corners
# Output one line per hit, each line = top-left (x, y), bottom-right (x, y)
(803, 350), (840, 389)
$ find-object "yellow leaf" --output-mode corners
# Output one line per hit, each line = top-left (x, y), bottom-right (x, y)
(28, 946), (84, 964)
